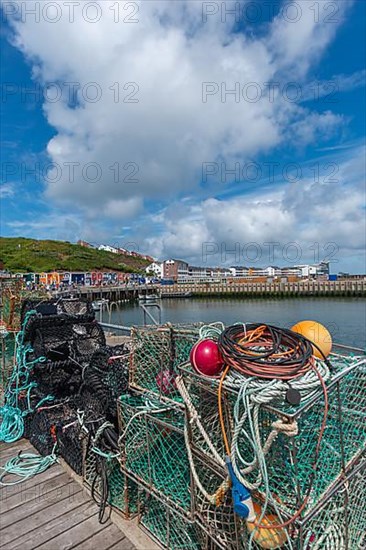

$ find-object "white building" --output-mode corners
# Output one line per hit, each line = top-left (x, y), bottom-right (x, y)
(146, 262), (163, 278)
(229, 266), (250, 277)
(295, 262), (329, 278)
(98, 244), (119, 254)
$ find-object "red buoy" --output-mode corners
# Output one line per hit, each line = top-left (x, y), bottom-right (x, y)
(156, 369), (177, 394)
(190, 339), (224, 377)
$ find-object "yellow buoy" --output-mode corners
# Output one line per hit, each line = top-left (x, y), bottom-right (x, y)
(290, 320), (332, 359)
(246, 503), (287, 549)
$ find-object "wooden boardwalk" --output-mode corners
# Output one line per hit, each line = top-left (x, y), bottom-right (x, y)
(0, 441), (155, 550)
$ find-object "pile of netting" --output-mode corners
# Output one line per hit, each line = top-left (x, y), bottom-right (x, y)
(121, 322), (366, 550)
(1, 311), (365, 550)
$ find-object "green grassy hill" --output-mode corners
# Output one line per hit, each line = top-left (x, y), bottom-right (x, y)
(0, 237), (150, 273)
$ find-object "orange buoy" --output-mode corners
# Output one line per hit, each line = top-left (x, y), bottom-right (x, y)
(246, 503), (287, 549)
(290, 320), (332, 359)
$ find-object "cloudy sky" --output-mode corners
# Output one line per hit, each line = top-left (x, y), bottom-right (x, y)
(1, 0), (365, 272)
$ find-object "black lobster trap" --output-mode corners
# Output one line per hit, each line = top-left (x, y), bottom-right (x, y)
(80, 345), (129, 419)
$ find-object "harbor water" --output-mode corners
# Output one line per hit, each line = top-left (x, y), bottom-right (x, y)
(102, 297), (366, 349)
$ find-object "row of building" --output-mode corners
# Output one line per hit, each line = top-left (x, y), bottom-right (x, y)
(77, 240), (154, 262)
(146, 259), (331, 283)
(16, 271), (135, 287)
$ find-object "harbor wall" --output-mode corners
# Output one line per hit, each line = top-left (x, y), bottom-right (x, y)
(161, 279), (366, 298)
(67, 278), (366, 301)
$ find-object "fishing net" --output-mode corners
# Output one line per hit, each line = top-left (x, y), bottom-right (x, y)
(171, 325), (202, 371)
(129, 325), (200, 402)
(118, 393), (193, 515)
(182, 375), (234, 459)
(83, 429), (139, 519)
(140, 491), (203, 550)
(274, 456), (366, 550)
(178, 353), (366, 521)
(192, 452), (246, 550)
(81, 345), (129, 418)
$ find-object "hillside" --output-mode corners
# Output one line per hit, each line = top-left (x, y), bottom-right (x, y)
(0, 237), (150, 273)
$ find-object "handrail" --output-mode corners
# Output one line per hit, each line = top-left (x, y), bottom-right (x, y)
(140, 303), (162, 326)
(99, 322), (131, 333)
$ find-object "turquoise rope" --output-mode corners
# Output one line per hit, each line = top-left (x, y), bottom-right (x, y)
(0, 406), (24, 443)
(0, 444), (58, 486)
(0, 311), (53, 443)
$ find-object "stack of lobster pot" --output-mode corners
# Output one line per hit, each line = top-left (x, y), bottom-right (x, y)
(176, 343), (366, 550)
(115, 324), (224, 549)
(17, 298), (107, 475)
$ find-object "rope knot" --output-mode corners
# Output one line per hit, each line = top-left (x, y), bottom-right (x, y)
(271, 419), (298, 437)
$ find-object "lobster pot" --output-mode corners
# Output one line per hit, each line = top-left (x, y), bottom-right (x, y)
(181, 354), (366, 520)
(0, 332), (17, 404)
(285, 457), (366, 550)
(129, 326), (173, 398)
(28, 402), (75, 456)
(2, 283), (47, 331)
(129, 325), (200, 402)
(81, 345), (129, 418)
(31, 360), (82, 398)
(57, 298), (94, 319)
(192, 452), (246, 550)
(251, 355), (365, 519)
(118, 393), (193, 516)
(82, 439), (139, 519)
(56, 394), (102, 475)
(56, 418), (85, 475)
(20, 298), (94, 328)
(16, 386), (54, 439)
(27, 317), (105, 363)
(139, 491), (204, 550)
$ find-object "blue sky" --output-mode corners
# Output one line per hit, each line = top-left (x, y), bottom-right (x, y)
(0, 0), (365, 272)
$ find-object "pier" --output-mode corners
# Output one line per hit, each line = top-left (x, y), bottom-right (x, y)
(58, 278), (366, 301)
(0, 440), (160, 550)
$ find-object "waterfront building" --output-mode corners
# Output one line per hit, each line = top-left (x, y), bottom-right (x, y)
(146, 262), (163, 278)
(163, 259), (189, 282)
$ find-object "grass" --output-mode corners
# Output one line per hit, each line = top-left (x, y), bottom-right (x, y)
(0, 237), (150, 273)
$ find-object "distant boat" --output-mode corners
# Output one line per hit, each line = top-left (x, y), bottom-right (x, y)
(92, 299), (109, 312)
(138, 293), (159, 302)
(145, 294), (159, 301)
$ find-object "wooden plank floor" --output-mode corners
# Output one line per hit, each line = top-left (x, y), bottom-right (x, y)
(0, 440), (137, 550)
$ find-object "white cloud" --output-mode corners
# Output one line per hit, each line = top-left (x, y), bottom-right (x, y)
(3, 0), (363, 271)
(5, 1), (351, 210)
(0, 183), (15, 198)
(144, 145), (366, 271)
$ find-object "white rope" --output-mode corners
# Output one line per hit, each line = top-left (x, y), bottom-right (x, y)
(176, 375), (231, 505)
(176, 376), (225, 467)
